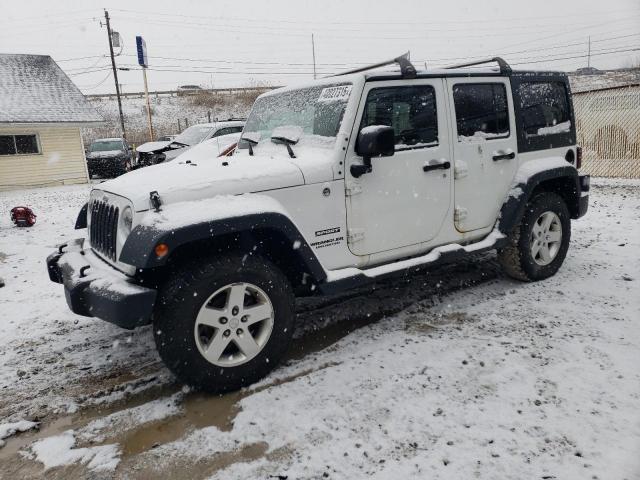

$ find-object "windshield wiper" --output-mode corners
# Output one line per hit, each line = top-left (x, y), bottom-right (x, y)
(170, 141), (188, 147)
(271, 136), (297, 158)
(244, 137), (258, 156)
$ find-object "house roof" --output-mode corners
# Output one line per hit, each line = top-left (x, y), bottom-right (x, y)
(0, 53), (103, 124)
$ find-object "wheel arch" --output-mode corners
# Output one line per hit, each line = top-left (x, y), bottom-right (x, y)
(498, 165), (581, 236)
(120, 212), (327, 290)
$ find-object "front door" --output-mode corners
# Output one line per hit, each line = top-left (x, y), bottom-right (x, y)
(345, 79), (452, 256)
(446, 78), (518, 232)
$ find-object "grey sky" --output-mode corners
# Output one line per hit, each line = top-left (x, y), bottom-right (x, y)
(1, 0), (638, 94)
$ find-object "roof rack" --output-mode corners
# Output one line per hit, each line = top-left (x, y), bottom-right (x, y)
(444, 57), (512, 75)
(330, 52), (417, 79)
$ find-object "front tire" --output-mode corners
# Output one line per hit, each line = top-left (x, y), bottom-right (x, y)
(153, 254), (295, 393)
(498, 192), (571, 281)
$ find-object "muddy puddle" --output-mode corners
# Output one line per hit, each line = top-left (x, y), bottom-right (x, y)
(0, 302), (384, 476)
(0, 254), (500, 477)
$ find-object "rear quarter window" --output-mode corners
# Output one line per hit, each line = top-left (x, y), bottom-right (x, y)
(519, 82), (571, 137)
(511, 76), (576, 153)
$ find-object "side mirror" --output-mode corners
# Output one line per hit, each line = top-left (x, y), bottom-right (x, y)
(352, 125), (395, 178)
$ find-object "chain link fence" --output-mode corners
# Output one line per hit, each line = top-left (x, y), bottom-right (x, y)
(573, 84), (640, 178)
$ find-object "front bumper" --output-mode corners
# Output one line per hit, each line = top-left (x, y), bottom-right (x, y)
(47, 238), (156, 329)
(87, 158), (126, 176)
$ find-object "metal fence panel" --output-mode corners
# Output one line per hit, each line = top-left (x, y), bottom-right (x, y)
(573, 85), (640, 178)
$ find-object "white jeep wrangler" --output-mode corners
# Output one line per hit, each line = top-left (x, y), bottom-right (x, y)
(48, 55), (590, 392)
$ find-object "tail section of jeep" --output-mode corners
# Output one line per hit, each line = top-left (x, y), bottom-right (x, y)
(47, 54), (589, 392)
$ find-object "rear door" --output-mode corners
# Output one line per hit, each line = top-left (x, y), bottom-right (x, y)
(447, 78), (518, 232)
(345, 79), (452, 256)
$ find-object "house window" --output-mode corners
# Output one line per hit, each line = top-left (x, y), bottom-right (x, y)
(0, 134), (40, 155)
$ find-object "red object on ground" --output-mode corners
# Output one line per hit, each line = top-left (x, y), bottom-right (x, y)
(10, 206), (37, 227)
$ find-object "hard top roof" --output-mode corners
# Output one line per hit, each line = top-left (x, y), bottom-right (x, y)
(364, 68), (569, 81)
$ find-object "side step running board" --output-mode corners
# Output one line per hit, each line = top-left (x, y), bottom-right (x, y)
(318, 230), (505, 295)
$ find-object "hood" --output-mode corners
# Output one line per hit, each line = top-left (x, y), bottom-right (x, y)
(98, 154), (305, 211)
(164, 145), (189, 161)
(136, 141), (171, 153)
(86, 150), (124, 159)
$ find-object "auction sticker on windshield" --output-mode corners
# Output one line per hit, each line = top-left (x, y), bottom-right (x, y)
(318, 85), (352, 102)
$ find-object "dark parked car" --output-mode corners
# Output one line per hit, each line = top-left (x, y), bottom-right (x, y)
(86, 138), (132, 178)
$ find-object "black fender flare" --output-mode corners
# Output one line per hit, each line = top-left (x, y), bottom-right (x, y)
(497, 166), (581, 236)
(119, 212), (327, 282)
(75, 203), (88, 229)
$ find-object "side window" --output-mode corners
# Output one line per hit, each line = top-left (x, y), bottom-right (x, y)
(230, 126), (243, 134)
(518, 82), (570, 137)
(453, 83), (509, 140)
(212, 128), (231, 138)
(0, 134), (40, 155)
(360, 85), (438, 150)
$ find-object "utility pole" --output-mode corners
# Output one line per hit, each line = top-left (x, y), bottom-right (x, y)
(142, 67), (154, 141)
(104, 10), (126, 139)
(587, 36), (591, 68)
(311, 33), (317, 79)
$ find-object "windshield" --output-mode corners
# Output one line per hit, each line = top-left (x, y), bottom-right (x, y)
(239, 83), (352, 150)
(90, 140), (123, 152)
(173, 125), (213, 146)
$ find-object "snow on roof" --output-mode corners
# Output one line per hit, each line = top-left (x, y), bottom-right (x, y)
(194, 120), (245, 128)
(0, 53), (103, 124)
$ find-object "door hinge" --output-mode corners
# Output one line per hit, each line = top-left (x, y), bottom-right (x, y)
(454, 207), (468, 223)
(345, 183), (362, 196)
(347, 228), (365, 243)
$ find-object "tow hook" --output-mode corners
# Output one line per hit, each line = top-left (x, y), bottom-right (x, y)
(149, 191), (162, 212)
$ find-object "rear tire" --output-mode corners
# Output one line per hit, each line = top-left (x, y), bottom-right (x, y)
(153, 253), (295, 393)
(498, 192), (571, 282)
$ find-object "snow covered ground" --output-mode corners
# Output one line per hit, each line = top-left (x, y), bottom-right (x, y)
(0, 179), (638, 479)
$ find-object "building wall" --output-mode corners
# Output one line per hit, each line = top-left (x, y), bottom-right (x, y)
(0, 124), (88, 191)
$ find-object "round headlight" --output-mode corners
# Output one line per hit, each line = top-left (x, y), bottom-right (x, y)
(121, 206), (133, 235)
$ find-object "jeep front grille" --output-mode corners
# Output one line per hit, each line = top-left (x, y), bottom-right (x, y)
(89, 200), (119, 261)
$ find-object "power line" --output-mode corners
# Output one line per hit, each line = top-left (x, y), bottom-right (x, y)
(78, 72), (113, 90)
(111, 13), (640, 42)
(0, 16), (98, 36)
(112, 33), (640, 70)
(56, 55), (106, 63)
(0, 8), (98, 24)
(133, 46), (640, 77)
(64, 58), (109, 72)
(67, 67), (112, 77)
(111, 7), (640, 27)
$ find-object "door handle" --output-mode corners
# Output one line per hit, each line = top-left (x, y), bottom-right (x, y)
(492, 149), (515, 161)
(423, 160), (451, 172)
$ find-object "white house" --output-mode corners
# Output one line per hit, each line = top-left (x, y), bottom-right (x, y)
(0, 54), (103, 191)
